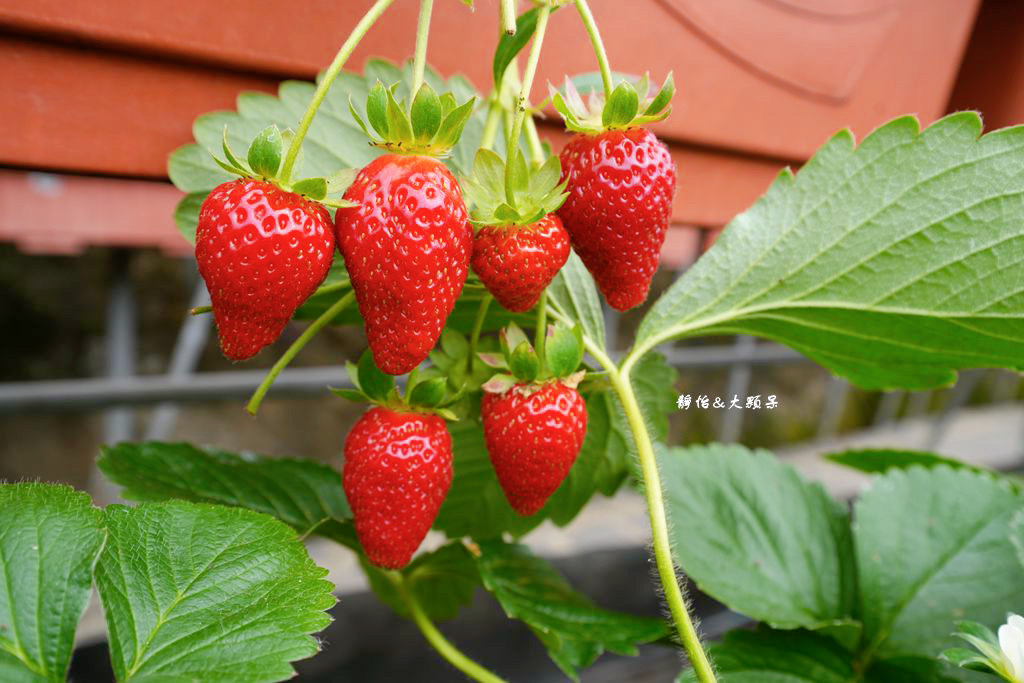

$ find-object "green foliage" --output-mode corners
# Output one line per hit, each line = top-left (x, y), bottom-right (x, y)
(96, 502), (335, 682)
(547, 251), (606, 350)
(826, 448), (985, 475)
(855, 466), (1024, 659)
(635, 113), (1024, 390)
(475, 541), (667, 681)
(98, 441), (356, 548)
(0, 484), (104, 682)
(361, 542), (479, 621)
(658, 444), (856, 630)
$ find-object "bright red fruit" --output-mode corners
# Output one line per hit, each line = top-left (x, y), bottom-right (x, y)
(472, 214), (571, 313)
(557, 127), (676, 311)
(335, 155), (472, 375)
(481, 382), (588, 516)
(343, 406), (454, 569)
(196, 179), (335, 361)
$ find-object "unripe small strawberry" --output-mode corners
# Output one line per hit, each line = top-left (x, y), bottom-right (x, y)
(343, 406), (453, 569)
(196, 178), (335, 360)
(472, 214), (570, 313)
(481, 381), (588, 516)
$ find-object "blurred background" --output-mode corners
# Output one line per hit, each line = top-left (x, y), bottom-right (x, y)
(2, 0), (1023, 680)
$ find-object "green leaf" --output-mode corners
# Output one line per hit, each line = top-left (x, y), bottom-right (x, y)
(96, 502), (335, 682)
(492, 6), (560, 88)
(643, 72), (675, 116)
(0, 483), (104, 682)
(864, 656), (961, 682)
(408, 376), (447, 407)
(475, 541), (667, 680)
(548, 251), (606, 351)
(678, 628), (855, 683)
(509, 340), (540, 381)
(174, 192), (206, 243)
(290, 176), (327, 200)
(357, 349), (395, 401)
(634, 113), (1024, 390)
(97, 441), (355, 548)
(855, 466), (1024, 658)
(658, 444), (856, 630)
(365, 81), (390, 139)
(410, 83), (442, 143)
(826, 448), (985, 475)
(361, 542), (479, 621)
(384, 86), (414, 146)
(247, 125), (284, 178)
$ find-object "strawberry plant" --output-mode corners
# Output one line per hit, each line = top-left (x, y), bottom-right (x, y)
(4, 1), (1024, 681)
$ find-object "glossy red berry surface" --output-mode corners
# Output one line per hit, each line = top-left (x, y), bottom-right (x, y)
(335, 155), (472, 375)
(481, 382), (588, 516)
(472, 214), (571, 313)
(343, 406), (454, 569)
(557, 128), (676, 311)
(196, 179), (335, 361)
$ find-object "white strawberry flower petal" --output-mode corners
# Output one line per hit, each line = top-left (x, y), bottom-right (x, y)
(999, 613), (1024, 681)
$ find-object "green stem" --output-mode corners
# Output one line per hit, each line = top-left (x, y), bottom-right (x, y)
(397, 574), (507, 683)
(411, 0), (435, 97)
(280, 0), (394, 181)
(500, 0), (517, 34)
(547, 305), (717, 682)
(246, 291), (355, 415)
(190, 305), (212, 315)
(504, 2), (551, 205)
(524, 116), (545, 166)
(573, 0), (613, 99)
(469, 293), (493, 362)
(480, 97), (503, 152)
(533, 290), (548, 370)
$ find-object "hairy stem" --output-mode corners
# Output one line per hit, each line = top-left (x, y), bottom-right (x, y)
(246, 291), (355, 415)
(411, 0), (435, 97)
(397, 574), (507, 683)
(504, 3), (551, 205)
(573, 0), (613, 99)
(534, 290), (548, 370)
(280, 0), (394, 181)
(547, 304), (717, 681)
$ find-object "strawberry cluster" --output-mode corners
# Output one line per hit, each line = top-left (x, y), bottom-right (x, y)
(192, 69), (675, 569)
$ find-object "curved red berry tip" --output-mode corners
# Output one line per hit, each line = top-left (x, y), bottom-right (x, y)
(481, 382), (588, 517)
(472, 214), (571, 313)
(343, 406), (454, 570)
(335, 155), (472, 376)
(195, 179), (336, 361)
(557, 128), (676, 312)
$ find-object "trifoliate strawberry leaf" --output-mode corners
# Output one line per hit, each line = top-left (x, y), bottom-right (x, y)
(97, 441), (355, 548)
(658, 444), (857, 631)
(825, 448), (985, 475)
(96, 502), (335, 683)
(361, 542), (480, 621)
(0, 483), (104, 683)
(169, 60), (496, 243)
(475, 541), (667, 681)
(855, 466), (1024, 659)
(633, 113), (1024, 390)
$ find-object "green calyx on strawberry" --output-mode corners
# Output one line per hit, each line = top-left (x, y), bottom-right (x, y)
(213, 125), (357, 207)
(349, 81), (475, 156)
(461, 149), (567, 226)
(332, 349), (459, 421)
(479, 321), (586, 393)
(550, 72), (674, 134)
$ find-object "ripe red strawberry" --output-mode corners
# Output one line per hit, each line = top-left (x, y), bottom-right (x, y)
(343, 406), (454, 569)
(335, 155), (471, 375)
(472, 214), (570, 312)
(196, 178), (335, 360)
(481, 381), (588, 516)
(557, 127), (675, 311)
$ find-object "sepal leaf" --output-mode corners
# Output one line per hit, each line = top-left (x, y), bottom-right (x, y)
(247, 125), (284, 178)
